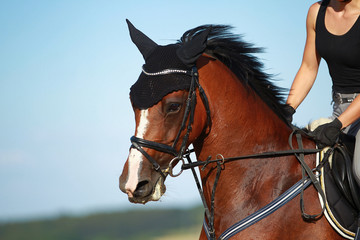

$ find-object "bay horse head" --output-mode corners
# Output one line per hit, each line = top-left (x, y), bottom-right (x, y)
(119, 20), (212, 203)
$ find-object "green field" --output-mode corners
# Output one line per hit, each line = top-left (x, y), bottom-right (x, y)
(0, 206), (203, 240)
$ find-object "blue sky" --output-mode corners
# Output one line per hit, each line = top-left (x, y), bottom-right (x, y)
(0, 0), (332, 222)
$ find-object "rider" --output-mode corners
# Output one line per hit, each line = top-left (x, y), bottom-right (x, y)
(285, 0), (360, 187)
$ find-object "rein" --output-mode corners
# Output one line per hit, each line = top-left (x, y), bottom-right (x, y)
(181, 148), (321, 170)
(180, 130), (329, 240)
(173, 131), (326, 238)
(130, 65), (329, 239)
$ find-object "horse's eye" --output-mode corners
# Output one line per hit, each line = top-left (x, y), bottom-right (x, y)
(166, 103), (181, 113)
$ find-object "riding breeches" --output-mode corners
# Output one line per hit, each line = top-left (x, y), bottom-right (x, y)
(332, 92), (360, 186)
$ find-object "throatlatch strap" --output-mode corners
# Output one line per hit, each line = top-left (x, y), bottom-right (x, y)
(185, 154), (212, 230)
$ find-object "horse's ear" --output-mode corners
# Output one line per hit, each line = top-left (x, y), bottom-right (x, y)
(177, 27), (211, 67)
(126, 19), (158, 60)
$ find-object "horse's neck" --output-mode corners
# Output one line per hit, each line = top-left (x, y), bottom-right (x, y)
(195, 59), (302, 218)
(196, 59), (291, 157)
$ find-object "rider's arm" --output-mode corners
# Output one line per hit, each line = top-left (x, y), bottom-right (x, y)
(286, 3), (321, 110)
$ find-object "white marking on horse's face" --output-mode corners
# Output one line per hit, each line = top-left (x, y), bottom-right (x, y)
(125, 109), (149, 194)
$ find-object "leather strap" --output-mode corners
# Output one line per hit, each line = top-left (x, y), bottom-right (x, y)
(289, 131), (326, 220)
(131, 136), (177, 156)
(131, 140), (167, 179)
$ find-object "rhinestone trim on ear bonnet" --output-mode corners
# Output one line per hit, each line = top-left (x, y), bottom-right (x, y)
(126, 19), (210, 109)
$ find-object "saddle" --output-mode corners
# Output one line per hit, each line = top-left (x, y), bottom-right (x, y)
(319, 133), (360, 239)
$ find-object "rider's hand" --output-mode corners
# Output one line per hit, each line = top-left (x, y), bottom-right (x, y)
(283, 104), (296, 124)
(312, 118), (342, 148)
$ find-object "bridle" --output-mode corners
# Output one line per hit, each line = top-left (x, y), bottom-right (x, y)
(130, 65), (211, 179)
(129, 64), (328, 240)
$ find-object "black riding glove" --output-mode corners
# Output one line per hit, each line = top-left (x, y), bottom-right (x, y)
(312, 118), (342, 148)
(283, 104), (296, 124)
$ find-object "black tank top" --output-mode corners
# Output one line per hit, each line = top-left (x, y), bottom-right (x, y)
(316, 0), (360, 93)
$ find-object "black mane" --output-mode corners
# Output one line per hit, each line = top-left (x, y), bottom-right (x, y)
(179, 25), (289, 124)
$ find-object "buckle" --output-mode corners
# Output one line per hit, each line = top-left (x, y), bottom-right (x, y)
(332, 93), (357, 104)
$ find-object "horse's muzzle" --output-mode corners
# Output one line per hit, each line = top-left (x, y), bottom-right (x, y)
(120, 175), (166, 204)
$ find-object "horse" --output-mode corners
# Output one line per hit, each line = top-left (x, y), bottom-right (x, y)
(119, 20), (345, 239)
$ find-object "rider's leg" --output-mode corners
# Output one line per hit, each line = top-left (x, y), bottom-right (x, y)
(353, 131), (360, 186)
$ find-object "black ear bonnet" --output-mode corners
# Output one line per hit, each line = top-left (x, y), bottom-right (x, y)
(130, 44), (192, 109)
(127, 19), (210, 109)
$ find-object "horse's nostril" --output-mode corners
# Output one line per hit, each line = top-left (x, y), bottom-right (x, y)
(134, 180), (151, 198)
(136, 180), (149, 190)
